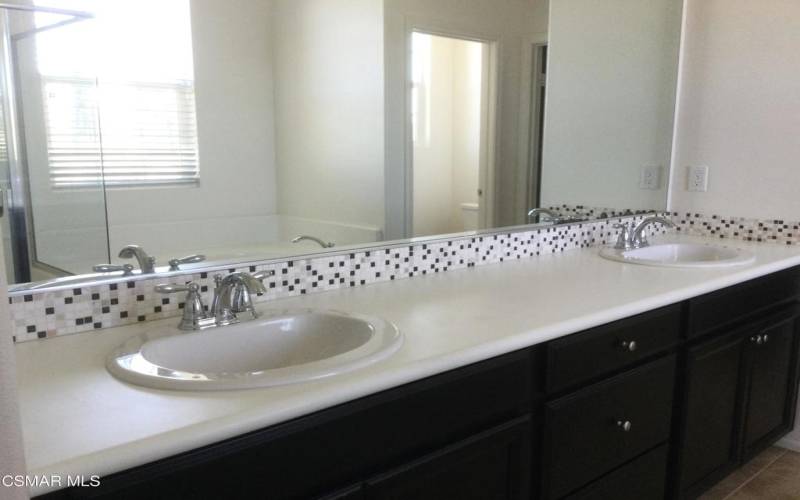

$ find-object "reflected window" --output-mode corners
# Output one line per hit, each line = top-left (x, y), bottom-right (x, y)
(35, 0), (199, 188)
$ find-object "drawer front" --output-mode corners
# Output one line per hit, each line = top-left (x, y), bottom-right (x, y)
(688, 266), (800, 339)
(542, 355), (676, 500)
(546, 304), (681, 393)
(564, 444), (668, 500)
(365, 417), (531, 500)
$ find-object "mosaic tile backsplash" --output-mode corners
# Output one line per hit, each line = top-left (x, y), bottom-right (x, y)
(9, 215), (668, 343)
(670, 212), (800, 244)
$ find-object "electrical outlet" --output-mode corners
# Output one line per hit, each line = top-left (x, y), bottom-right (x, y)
(639, 165), (661, 190)
(687, 165), (709, 192)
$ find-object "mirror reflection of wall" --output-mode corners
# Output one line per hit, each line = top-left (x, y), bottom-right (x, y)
(0, 0), (683, 288)
(539, 0), (683, 216)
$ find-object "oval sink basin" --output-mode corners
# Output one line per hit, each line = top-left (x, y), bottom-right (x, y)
(107, 309), (402, 391)
(600, 242), (755, 268)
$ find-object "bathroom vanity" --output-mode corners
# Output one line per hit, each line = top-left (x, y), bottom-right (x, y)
(20, 238), (800, 500)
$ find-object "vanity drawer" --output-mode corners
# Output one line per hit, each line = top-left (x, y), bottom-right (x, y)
(563, 444), (668, 500)
(688, 266), (800, 339)
(546, 304), (681, 393)
(541, 355), (676, 500)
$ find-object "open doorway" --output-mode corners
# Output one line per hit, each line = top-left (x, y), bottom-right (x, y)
(408, 31), (493, 238)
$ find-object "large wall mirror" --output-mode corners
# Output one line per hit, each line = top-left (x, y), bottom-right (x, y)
(0, 0), (683, 288)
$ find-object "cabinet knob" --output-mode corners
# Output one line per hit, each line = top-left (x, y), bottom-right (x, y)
(616, 420), (632, 432)
(620, 340), (638, 352)
(763, 334), (770, 343)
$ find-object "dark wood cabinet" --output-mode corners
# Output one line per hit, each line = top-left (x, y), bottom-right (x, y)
(742, 309), (800, 457)
(542, 356), (676, 499)
(546, 304), (681, 394)
(364, 417), (530, 500)
(677, 304), (800, 498)
(678, 327), (748, 495)
(564, 445), (668, 500)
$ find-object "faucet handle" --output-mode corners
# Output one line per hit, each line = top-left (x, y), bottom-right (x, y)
(252, 270), (275, 281)
(93, 263), (135, 276)
(613, 222), (634, 250)
(155, 282), (210, 331)
(168, 254), (206, 271)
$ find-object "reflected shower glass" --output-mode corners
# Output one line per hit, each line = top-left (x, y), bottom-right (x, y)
(8, 5), (108, 281)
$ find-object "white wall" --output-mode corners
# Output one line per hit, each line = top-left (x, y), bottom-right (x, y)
(541, 0), (681, 211)
(669, 0), (800, 220)
(271, 0), (385, 233)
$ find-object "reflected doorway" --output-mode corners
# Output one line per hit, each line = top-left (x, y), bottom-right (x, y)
(526, 41), (548, 216)
(409, 31), (492, 238)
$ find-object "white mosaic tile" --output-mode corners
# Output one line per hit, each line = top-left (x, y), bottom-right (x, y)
(670, 212), (800, 245)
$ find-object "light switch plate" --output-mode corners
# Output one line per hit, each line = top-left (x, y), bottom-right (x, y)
(639, 165), (661, 190)
(687, 165), (709, 192)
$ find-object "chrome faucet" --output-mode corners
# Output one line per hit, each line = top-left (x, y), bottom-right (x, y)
(156, 270), (275, 331)
(168, 254), (206, 271)
(92, 263), (135, 276)
(118, 245), (156, 274)
(155, 282), (211, 330)
(614, 216), (676, 250)
(291, 235), (335, 248)
(211, 271), (272, 326)
(527, 208), (588, 225)
(527, 208), (559, 224)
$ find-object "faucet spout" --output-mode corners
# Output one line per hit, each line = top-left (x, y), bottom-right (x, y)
(291, 235), (335, 248)
(118, 245), (156, 274)
(212, 272), (268, 325)
(631, 216), (676, 248)
(527, 208), (558, 224)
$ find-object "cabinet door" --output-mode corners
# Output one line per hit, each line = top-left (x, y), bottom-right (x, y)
(542, 356), (675, 499)
(743, 312), (800, 456)
(364, 417), (530, 500)
(678, 331), (747, 494)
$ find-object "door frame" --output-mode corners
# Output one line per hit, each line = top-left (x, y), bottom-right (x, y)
(384, 14), (500, 239)
(516, 33), (548, 224)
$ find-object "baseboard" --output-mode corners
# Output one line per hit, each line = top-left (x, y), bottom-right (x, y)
(776, 436), (800, 453)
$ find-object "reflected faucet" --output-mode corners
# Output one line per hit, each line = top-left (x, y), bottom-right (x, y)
(527, 208), (587, 225)
(291, 235), (335, 248)
(527, 208), (559, 223)
(118, 245), (156, 274)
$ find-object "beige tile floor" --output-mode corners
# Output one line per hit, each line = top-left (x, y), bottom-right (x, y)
(699, 447), (800, 500)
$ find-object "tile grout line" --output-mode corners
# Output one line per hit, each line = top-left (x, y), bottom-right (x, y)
(721, 448), (788, 500)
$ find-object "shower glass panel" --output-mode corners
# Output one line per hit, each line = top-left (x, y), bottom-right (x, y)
(0, 67), (13, 282)
(0, 5), (108, 283)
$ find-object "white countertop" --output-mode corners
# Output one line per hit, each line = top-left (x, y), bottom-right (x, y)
(15, 235), (800, 496)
